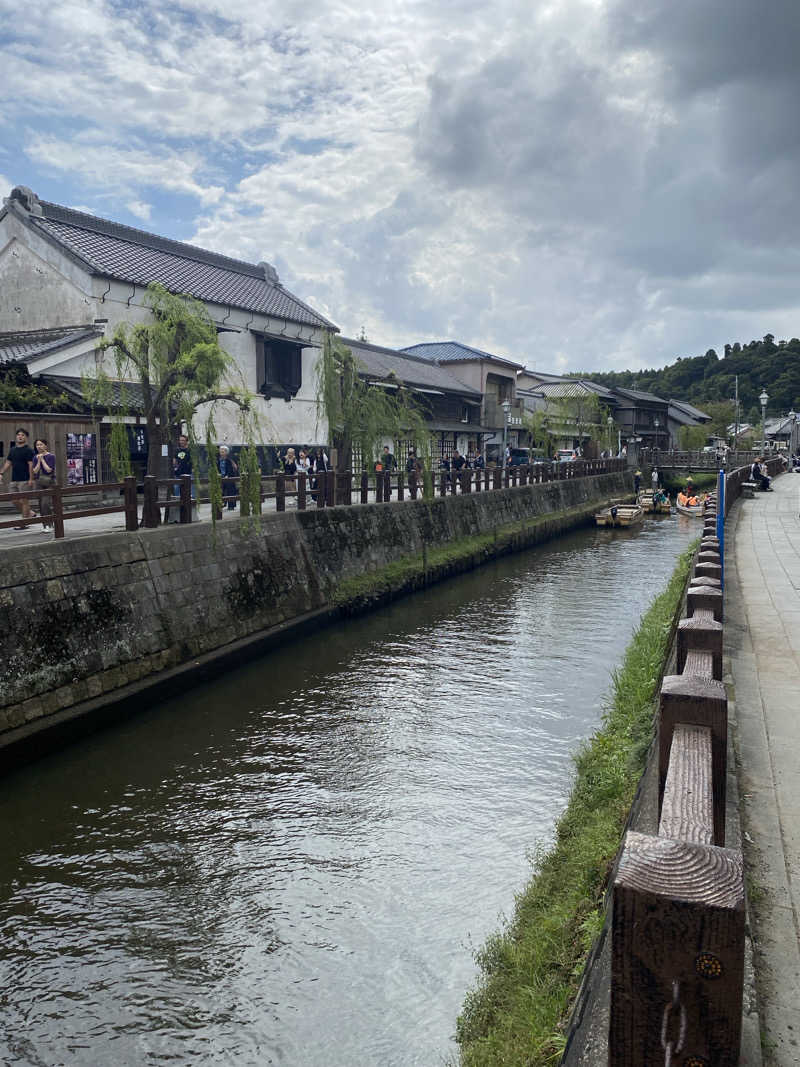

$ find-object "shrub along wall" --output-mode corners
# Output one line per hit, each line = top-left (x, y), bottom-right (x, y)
(1, 472), (629, 758)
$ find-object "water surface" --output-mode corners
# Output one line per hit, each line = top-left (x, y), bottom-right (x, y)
(0, 516), (697, 1066)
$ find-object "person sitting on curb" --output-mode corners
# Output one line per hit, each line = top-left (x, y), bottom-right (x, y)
(751, 457), (772, 491)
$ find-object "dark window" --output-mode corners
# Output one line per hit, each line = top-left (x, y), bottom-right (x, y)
(255, 335), (303, 400)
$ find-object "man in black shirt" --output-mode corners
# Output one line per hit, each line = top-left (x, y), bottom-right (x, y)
(1, 428), (34, 527)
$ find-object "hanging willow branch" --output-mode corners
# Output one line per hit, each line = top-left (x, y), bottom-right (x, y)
(315, 332), (432, 477)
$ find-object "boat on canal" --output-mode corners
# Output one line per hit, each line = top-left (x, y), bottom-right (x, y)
(675, 490), (707, 518)
(637, 489), (672, 514)
(595, 503), (644, 527)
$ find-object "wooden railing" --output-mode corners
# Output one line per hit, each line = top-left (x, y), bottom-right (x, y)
(610, 491), (745, 1065)
(1, 458), (626, 538)
(641, 447), (761, 470)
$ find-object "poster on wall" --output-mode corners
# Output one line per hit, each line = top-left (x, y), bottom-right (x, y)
(65, 433), (98, 485)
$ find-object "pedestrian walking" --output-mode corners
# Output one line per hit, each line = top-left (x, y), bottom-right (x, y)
(32, 438), (56, 528)
(1, 428), (34, 528)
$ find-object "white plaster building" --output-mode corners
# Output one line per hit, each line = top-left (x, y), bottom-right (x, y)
(0, 186), (335, 455)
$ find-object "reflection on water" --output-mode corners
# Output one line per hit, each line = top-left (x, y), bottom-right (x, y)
(0, 518), (695, 1066)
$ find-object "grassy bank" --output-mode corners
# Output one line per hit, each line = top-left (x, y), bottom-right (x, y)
(661, 470), (718, 494)
(331, 499), (621, 613)
(456, 542), (696, 1066)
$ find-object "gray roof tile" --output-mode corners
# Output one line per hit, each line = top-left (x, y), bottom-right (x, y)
(0, 325), (102, 364)
(41, 374), (147, 413)
(28, 200), (335, 330)
(401, 340), (523, 370)
(341, 337), (481, 396)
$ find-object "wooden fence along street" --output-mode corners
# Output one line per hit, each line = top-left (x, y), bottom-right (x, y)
(609, 456), (781, 1065)
(0, 458), (626, 538)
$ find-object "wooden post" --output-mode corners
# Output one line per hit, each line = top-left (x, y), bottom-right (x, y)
(687, 585), (723, 622)
(384, 469), (392, 501)
(142, 475), (160, 528)
(408, 471), (417, 499)
(678, 616), (723, 680)
(375, 470), (384, 503)
(503, 466), (510, 488)
(360, 471), (368, 504)
(276, 473), (286, 512)
(611, 831), (745, 1066)
(475, 468), (482, 492)
(179, 474), (192, 523)
(327, 469), (336, 506)
(52, 483), (65, 539)
(463, 469), (472, 493)
(341, 470), (353, 506)
(659, 673), (727, 845)
(397, 470), (404, 501)
(695, 561), (722, 581)
(440, 471), (448, 496)
(659, 724), (714, 843)
(316, 470), (327, 508)
(124, 475), (138, 531)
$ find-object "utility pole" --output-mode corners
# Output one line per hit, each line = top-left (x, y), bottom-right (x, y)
(733, 375), (739, 449)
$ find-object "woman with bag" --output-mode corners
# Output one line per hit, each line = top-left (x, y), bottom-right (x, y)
(32, 438), (56, 528)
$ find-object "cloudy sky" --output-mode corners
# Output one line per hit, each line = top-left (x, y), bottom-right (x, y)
(2, 0), (799, 371)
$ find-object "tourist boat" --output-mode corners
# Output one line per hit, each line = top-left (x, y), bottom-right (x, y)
(637, 489), (672, 514)
(595, 504), (644, 527)
(675, 491), (706, 518)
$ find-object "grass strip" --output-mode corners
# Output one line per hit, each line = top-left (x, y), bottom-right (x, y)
(331, 501), (619, 610)
(456, 541), (697, 1066)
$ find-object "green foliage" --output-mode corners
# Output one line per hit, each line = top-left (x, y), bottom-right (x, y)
(316, 332), (432, 472)
(95, 283), (261, 481)
(456, 544), (696, 1066)
(571, 334), (800, 419)
(524, 392), (607, 455)
(0, 361), (82, 413)
(678, 424), (707, 450)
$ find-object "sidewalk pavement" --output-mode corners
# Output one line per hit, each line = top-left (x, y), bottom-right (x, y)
(727, 471), (800, 1064)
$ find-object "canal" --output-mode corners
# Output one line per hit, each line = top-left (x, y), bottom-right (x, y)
(0, 516), (697, 1066)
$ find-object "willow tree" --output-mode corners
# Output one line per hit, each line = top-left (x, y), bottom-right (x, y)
(316, 332), (432, 474)
(85, 283), (266, 515)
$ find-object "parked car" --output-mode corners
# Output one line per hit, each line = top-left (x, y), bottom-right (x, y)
(556, 449), (577, 462)
(508, 448), (532, 466)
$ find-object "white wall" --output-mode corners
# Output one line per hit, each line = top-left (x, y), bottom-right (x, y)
(4, 215), (329, 448)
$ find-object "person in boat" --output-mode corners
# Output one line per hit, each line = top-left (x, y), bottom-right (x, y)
(634, 469), (642, 492)
(651, 467), (659, 491)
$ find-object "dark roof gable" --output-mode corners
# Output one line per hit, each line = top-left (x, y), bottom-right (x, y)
(5, 189), (335, 331)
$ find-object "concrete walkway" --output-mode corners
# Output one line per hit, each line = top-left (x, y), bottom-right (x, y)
(727, 472), (800, 1064)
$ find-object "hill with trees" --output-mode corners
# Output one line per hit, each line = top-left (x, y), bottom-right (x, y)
(572, 335), (800, 424)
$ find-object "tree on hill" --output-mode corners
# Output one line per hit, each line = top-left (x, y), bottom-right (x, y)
(570, 334), (800, 420)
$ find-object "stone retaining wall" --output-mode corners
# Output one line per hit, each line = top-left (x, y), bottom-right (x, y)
(1, 472), (629, 756)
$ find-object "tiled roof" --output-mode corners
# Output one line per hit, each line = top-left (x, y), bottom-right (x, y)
(0, 325), (102, 364)
(401, 340), (524, 370)
(24, 199), (335, 330)
(669, 398), (711, 421)
(667, 403), (702, 427)
(341, 337), (481, 396)
(612, 386), (668, 405)
(537, 379), (617, 402)
(40, 374), (147, 413)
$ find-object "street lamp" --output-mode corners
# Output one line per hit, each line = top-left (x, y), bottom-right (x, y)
(759, 389), (769, 448)
(607, 414), (613, 455)
(501, 399), (511, 468)
(653, 415), (660, 451)
(788, 410), (797, 454)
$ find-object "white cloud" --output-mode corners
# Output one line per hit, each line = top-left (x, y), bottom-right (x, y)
(3, 0), (800, 371)
(125, 200), (152, 221)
